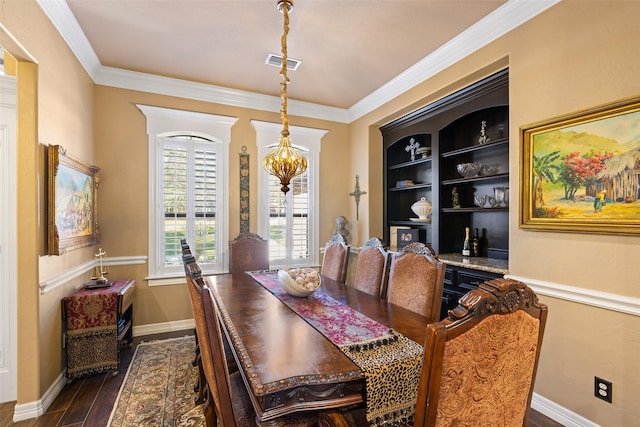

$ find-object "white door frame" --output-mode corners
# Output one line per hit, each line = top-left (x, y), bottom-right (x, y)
(0, 74), (18, 403)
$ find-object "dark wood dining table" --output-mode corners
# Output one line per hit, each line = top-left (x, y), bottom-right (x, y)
(206, 272), (429, 425)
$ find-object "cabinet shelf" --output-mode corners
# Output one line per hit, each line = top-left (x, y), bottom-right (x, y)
(388, 157), (432, 170)
(441, 138), (508, 158)
(441, 173), (508, 186)
(389, 183), (433, 192)
(389, 220), (432, 226)
(441, 207), (509, 213)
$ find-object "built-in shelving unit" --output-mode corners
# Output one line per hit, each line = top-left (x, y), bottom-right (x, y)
(381, 69), (510, 319)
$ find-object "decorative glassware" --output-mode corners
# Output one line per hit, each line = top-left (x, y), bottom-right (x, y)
(494, 187), (506, 207)
(473, 195), (487, 208)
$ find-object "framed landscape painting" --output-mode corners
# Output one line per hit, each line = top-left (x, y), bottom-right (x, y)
(48, 145), (101, 255)
(520, 96), (640, 235)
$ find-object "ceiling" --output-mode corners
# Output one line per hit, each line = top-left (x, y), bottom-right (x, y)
(38, 0), (558, 120)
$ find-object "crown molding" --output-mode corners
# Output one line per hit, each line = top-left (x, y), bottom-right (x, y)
(37, 0), (560, 124)
(36, 0), (101, 77)
(96, 66), (351, 123)
(349, 0), (561, 121)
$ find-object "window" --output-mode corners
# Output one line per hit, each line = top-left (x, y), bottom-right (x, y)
(252, 120), (326, 268)
(138, 105), (238, 280)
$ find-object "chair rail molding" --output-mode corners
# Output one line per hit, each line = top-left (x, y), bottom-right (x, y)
(506, 274), (640, 317)
(39, 255), (148, 294)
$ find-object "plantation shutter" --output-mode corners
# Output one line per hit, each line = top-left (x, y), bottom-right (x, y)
(163, 146), (188, 267)
(267, 171), (310, 264)
(161, 137), (218, 270)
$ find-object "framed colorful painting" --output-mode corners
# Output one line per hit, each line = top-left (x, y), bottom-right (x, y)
(48, 145), (101, 255)
(520, 96), (640, 235)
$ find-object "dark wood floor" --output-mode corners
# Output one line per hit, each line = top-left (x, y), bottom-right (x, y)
(1, 330), (564, 427)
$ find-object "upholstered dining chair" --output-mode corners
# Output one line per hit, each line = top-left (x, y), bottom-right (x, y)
(385, 242), (445, 322)
(352, 237), (389, 298)
(321, 234), (350, 283)
(318, 278), (548, 427)
(228, 232), (269, 276)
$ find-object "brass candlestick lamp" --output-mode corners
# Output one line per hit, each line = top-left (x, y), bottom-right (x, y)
(263, 0), (307, 194)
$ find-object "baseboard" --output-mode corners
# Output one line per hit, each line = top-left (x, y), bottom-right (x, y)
(532, 393), (599, 427)
(12, 371), (66, 422)
(132, 318), (195, 337)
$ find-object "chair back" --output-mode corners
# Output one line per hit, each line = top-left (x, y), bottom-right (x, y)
(414, 278), (548, 427)
(386, 242), (444, 322)
(352, 238), (389, 298)
(229, 232), (269, 276)
(201, 284), (240, 427)
(321, 234), (350, 283)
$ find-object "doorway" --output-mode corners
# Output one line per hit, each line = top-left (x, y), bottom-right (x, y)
(0, 71), (18, 403)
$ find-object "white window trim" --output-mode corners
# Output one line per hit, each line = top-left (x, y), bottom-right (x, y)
(138, 105), (238, 282)
(251, 120), (326, 267)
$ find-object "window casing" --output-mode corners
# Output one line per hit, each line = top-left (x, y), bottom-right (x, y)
(138, 105), (237, 280)
(252, 120), (326, 268)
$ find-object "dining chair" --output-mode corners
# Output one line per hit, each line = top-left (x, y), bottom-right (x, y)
(200, 284), (255, 426)
(352, 237), (389, 298)
(185, 261), (238, 406)
(228, 232), (269, 276)
(318, 278), (548, 427)
(386, 242), (445, 322)
(321, 234), (350, 283)
(185, 268), (212, 406)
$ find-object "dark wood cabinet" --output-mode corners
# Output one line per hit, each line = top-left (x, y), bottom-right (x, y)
(440, 264), (503, 320)
(381, 70), (509, 316)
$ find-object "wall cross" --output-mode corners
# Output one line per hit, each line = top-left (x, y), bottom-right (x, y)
(349, 174), (367, 220)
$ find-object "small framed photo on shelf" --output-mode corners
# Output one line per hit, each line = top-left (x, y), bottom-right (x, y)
(389, 226), (409, 251)
(397, 229), (419, 250)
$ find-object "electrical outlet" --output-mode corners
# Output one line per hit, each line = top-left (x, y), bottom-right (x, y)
(595, 377), (612, 403)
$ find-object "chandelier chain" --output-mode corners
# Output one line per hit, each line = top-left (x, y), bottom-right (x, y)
(280, 1), (290, 137)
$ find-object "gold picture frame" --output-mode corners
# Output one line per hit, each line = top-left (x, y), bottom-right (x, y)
(520, 96), (640, 235)
(48, 145), (101, 255)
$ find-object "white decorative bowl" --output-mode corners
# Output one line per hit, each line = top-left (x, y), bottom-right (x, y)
(411, 197), (432, 220)
(456, 162), (482, 178)
(278, 268), (321, 297)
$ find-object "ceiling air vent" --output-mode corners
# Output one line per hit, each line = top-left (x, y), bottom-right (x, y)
(265, 53), (301, 71)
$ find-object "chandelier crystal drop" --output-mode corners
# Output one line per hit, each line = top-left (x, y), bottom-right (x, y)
(263, 0), (307, 194)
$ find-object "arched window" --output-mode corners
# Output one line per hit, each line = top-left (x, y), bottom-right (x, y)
(139, 105), (237, 280)
(252, 120), (326, 268)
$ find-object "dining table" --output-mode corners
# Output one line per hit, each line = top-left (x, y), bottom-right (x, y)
(206, 271), (429, 426)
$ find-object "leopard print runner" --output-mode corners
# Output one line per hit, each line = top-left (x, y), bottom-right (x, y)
(340, 330), (423, 426)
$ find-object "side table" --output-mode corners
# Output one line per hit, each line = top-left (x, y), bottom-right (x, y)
(62, 279), (135, 379)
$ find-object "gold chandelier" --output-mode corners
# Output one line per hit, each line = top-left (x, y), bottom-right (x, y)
(263, 0), (307, 194)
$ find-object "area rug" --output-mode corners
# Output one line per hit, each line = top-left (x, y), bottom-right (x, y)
(107, 335), (205, 427)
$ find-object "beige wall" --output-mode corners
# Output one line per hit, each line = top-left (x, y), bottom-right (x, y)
(352, 2), (640, 425)
(4, 0), (640, 424)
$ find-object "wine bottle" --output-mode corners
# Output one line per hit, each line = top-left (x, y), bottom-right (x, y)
(462, 227), (471, 257)
(472, 228), (480, 257)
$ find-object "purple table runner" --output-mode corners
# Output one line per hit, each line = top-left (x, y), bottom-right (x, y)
(248, 271), (423, 426)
